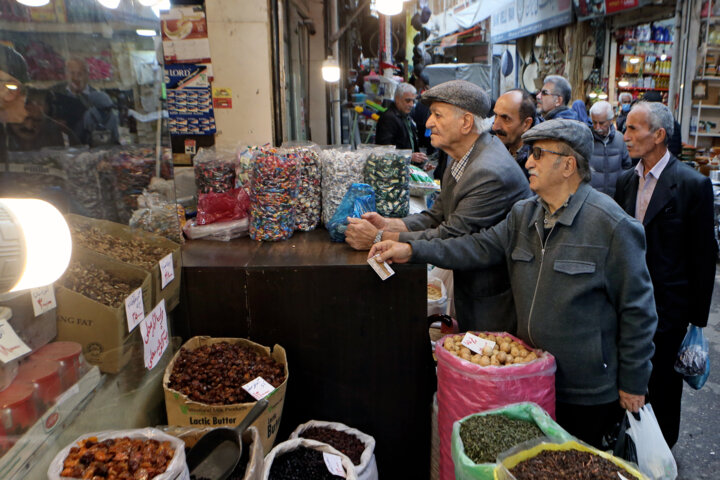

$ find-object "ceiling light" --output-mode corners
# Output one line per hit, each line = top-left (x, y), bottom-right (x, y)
(376, 0), (403, 15)
(322, 57), (341, 83)
(629, 57), (641, 64)
(618, 79), (629, 87)
(136, 29), (157, 37)
(598, 93), (608, 100)
(15, 0), (50, 6)
(138, 0), (161, 5)
(589, 92), (598, 98)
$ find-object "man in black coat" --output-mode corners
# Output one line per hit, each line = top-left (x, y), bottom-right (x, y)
(375, 82), (427, 166)
(614, 101), (717, 448)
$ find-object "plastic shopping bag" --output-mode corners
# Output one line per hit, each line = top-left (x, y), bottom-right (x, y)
(675, 325), (710, 390)
(625, 404), (678, 480)
(613, 411), (638, 465)
(327, 183), (376, 242)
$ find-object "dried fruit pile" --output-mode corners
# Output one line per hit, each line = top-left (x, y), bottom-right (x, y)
(59, 261), (142, 308)
(70, 224), (173, 270)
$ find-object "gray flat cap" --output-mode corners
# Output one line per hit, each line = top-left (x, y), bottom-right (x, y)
(522, 119), (594, 162)
(420, 80), (490, 118)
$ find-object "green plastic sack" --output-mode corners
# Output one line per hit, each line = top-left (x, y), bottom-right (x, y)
(451, 402), (572, 480)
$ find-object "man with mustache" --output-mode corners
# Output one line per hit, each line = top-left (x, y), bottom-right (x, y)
(346, 80), (530, 331)
(370, 119), (657, 448)
(492, 89), (537, 177)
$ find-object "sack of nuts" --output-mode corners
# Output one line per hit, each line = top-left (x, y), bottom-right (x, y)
(163, 336), (289, 454)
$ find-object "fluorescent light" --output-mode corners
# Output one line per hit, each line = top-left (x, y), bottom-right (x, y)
(376, 0), (403, 15)
(97, 0), (120, 9)
(322, 57), (341, 83)
(136, 29), (157, 37)
(0, 199), (71, 293)
(15, 0), (50, 6)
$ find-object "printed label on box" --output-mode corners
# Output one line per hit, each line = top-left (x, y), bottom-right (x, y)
(31, 285), (56, 317)
(140, 300), (169, 370)
(0, 319), (31, 363)
(125, 287), (145, 332)
(159, 253), (175, 289)
(323, 452), (346, 478)
(242, 376), (275, 400)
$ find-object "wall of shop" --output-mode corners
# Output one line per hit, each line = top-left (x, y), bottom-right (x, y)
(307, 0), (328, 144)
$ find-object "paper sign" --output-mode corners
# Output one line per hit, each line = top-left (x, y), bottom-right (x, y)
(0, 319), (31, 363)
(124, 288), (145, 332)
(322, 452), (346, 478)
(30, 285), (56, 317)
(159, 253), (175, 289)
(461, 332), (496, 355)
(367, 255), (395, 281)
(140, 300), (170, 370)
(242, 377), (275, 400)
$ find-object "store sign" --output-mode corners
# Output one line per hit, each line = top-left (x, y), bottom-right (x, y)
(490, 0), (573, 44)
(31, 285), (56, 317)
(164, 64), (216, 136)
(574, 0), (644, 21)
(141, 300), (169, 370)
(605, 0), (640, 14)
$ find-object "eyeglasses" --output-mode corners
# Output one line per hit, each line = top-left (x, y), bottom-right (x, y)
(532, 146), (568, 160)
(538, 89), (559, 97)
(1, 81), (23, 101)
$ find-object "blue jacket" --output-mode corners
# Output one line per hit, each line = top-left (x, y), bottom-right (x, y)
(409, 182), (657, 405)
(542, 106), (578, 121)
(590, 126), (631, 196)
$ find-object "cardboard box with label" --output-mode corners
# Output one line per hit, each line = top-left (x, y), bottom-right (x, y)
(163, 337), (288, 453)
(56, 248), (152, 373)
(65, 214), (181, 311)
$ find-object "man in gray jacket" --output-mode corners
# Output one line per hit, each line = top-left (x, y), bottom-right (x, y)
(346, 80), (531, 331)
(589, 101), (631, 196)
(370, 119), (657, 448)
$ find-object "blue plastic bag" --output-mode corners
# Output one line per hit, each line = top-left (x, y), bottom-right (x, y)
(674, 325), (710, 390)
(327, 183), (376, 242)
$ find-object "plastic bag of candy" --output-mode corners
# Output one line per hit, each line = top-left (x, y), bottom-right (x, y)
(327, 183), (376, 243)
(196, 187), (251, 225)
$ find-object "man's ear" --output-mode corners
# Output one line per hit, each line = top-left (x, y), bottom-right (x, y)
(521, 116), (534, 133)
(654, 127), (667, 146)
(563, 156), (578, 178)
(461, 112), (474, 134)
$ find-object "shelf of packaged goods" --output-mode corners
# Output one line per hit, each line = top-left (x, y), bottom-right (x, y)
(622, 39), (674, 44)
(696, 76), (720, 81)
(690, 132), (720, 137)
(618, 87), (669, 91)
(693, 104), (720, 109)
(620, 73), (671, 77)
(619, 53), (672, 58)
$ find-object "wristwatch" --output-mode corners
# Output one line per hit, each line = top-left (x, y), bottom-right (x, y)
(374, 230), (384, 244)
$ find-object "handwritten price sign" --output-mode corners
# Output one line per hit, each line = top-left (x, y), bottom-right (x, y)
(140, 299), (169, 370)
(0, 319), (31, 363)
(461, 332), (496, 355)
(242, 377), (275, 400)
(30, 285), (56, 317)
(322, 452), (346, 478)
(159, 253), (175, 289)
(124, 288), (145, 333)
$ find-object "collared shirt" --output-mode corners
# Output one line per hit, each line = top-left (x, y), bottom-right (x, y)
(634, 149), (670, 222)
(450, 142), (476, 182)
(540, 195), (572, 230)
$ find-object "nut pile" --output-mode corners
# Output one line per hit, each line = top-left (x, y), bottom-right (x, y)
(444, 333), (539, 366)
(70, 224), (173, 270)
(299, 427), (365, 465)
(61, 436), (175, 479)
(59, 261), (142, 308)
(168, 342), (286, 405)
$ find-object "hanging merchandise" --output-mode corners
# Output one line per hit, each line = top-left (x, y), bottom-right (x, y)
(164, 64), (216, 136)
(249, 149), (299, 241)
(363, 148), (410, 218)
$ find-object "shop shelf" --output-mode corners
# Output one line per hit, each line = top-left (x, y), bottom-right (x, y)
(0, 19), (156, 34)
(696, 76), (720, 81)
(618, 87), (670, 91)
(619, 53), (672, 59)
(693, 104), (720, 109)
(690, 132), (720, 137)
(619, 73), (671, 77)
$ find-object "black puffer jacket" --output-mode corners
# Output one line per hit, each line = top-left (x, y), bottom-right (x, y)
(590, 126), (632, 196)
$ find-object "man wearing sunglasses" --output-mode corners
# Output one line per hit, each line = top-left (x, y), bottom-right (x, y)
(370, 118), (657, 448)
(0, 45), (29, 168)
(536, 75), (578, 122)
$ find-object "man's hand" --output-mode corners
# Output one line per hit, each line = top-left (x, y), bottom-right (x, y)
(411, 152), (428, 165)
(361, 212), (388, 230)
(345, 218), (377, 250)
(368, 240), (412, 264)
(618, 390), (645, 413)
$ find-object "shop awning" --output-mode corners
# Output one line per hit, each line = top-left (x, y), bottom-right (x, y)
(489, 0), (573, 44)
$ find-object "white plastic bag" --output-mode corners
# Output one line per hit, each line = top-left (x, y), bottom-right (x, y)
(427, 271), (448, 317)
(289, 420), (378, 480)
(428, 267), (454, 317)
(262, 438), (358, 480)
(625, 404), (678, 480)
(48, 428), (189, 480)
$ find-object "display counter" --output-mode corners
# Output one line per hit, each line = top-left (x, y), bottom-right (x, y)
(178, 229), (435, 479)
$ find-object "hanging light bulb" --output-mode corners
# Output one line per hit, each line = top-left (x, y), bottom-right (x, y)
(628, 56), (641, 64)
(618, 78), (630, 87)
(97, 0), (120, 8)
(660, 53), (667, 61)
(588, 92), (598, 99)
(376, 0), (403, 15)
(152, 0), (170, 17)
(322, 57), (341, 82)
(138, 0), (161, 5)
(136, 29), (157, 37)
(15, 0), (50, 7)
(598, 93), (608, 100)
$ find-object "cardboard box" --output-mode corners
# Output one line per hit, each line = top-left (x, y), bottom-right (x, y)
(65, 214), (182, 311)
(56, 248), (152, 373)
(0, 291), (57, 351)
(163, 337), (288, 453)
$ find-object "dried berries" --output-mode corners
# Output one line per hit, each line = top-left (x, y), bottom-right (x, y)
(59, 261), (142, 308)
(459, 415), (543, 464)
(299, 427), (365, 465)
(70, 224), (173, 270)
(168, 342), (285, 405)
(269, 447), (345, 480)
(509, 449), (640, 480)
(61, 436), (175, 479)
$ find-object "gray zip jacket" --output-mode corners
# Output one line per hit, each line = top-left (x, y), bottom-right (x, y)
(409, 182), (657, 405)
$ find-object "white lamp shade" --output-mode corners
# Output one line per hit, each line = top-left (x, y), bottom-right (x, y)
(376, 0), (403, 15)
(0, 199), (71, 293)
(15, 0), (50, 7)
(97, 0), (120, 9)
(322, 58), (341, 82)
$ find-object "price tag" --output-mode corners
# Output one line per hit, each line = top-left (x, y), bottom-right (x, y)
(124, 288), (145, 332)
(30, 285), (56, 317)
(242, 377), (275, 400)
(159, 253), (175, 289)
(0, 319), (31, 363)
(140, 300), (169, 370)
(322, 452), (346, 478)
(461, 332), (496, 355)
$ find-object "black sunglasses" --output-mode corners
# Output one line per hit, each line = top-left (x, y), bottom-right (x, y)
(532, 146), (568, 160)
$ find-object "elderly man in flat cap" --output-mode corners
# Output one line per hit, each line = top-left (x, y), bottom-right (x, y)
(347, 80), (531, 332)
(0, 45), (29, 166)
(370, 119), (658, 448)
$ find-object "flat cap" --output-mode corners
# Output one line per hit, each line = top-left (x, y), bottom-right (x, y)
(420, 80), (490, 118)
(522, 119), (594, 163)
(0, 45), (28, 83)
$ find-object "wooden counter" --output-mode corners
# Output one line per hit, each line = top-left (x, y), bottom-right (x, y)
(178, 229), (435, 478)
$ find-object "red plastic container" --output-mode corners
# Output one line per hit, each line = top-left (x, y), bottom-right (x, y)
(0, 382), (39, 443)
(33, 341), (83, 389)
(16, 359), (62, 408)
